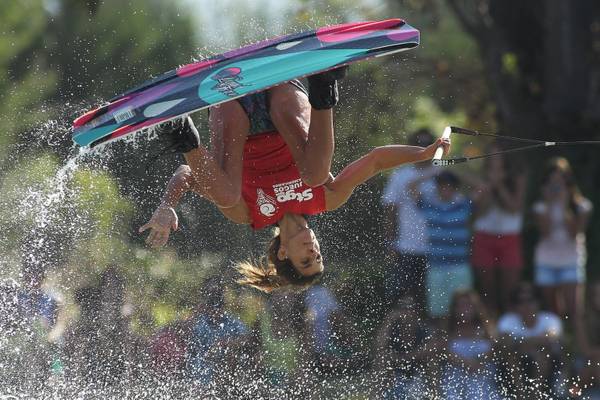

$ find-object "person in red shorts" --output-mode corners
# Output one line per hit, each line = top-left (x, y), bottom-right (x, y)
(140, 72), (450, 292)
(471, 141), (527, 314)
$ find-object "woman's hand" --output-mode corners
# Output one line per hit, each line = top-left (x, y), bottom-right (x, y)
(139, 205), (179, 248)
(423, 137), (451, 160)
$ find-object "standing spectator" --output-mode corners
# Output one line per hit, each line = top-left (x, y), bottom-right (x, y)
(532, 157), (592, 325)
(442, 290), (500, 400)
(373, 295), (440, 399)
(497, 282), (564, 397)
(409, 170), (473, 319)
(576, 281), (600, 399)
(381, 129), (437, 312)
(471, 142), (526, 314)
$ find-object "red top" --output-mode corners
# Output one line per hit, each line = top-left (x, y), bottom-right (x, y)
(242, 132), (326, 230)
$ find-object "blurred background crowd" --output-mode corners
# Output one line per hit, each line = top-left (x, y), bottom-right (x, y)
(1, 0), (600, 399)
(4, 130), (599, 399)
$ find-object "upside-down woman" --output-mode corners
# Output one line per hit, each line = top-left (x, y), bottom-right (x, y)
(140, 72), (450, 292)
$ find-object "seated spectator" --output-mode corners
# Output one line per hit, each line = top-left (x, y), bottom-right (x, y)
(318, 309), (365, 374)
(304, 284), (364, 376)
(497, 282), (564, 397)
(409, 170), (473, 320)
(442, 290), (499, 400)
(304, 284), (340, 355)
(576, 281), (600, 399)
(373, 296), (440, 399)
(259, 291), (307, 388)
(149, 319), (193, 378)
(63, 268), (148, 386)
(18, 263), (60, 330)
(187, 277), (247, 385)
(63, 285), (101, 384)
(0, 278), (52, 391)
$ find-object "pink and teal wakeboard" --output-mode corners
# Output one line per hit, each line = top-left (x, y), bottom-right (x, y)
(72, 19), (419, 147)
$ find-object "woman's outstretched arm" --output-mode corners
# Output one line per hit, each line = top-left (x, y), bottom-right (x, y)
(139, 162), (251, 247)
(325, 138), (450, 210)
(139, 165), (194, 247)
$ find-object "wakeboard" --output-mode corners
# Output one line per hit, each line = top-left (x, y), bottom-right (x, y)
(72, 18), (419, 148)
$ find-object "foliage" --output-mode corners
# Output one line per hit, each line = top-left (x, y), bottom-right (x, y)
(444, 0), (600, 275)
(2, 0), (599, 344)
(0, 1), (57, 166)
(46, 0), (197, 102)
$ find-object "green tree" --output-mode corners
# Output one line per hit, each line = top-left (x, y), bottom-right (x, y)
(444, 0), (600, 274)
(0, 1), (57, 167)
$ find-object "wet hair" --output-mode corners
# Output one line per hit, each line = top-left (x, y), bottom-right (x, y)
(236, 232), (322, 293)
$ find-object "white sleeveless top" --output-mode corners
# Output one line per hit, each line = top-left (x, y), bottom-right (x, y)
(474, 204), (523, 235)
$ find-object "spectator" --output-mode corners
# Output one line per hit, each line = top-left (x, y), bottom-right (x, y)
(63, 267), (148, 386)
(149, 319), (193, 378)
(373, 295), (440, 399)
(187, 277), (248, 385)
(63, 285), (102, 384)
(315, 308), (365, 375)
(471, 142), (526, 314)
(0, 278), (52, 391)
(381, 129), (437, 312)
(304, 284), (340, 355)
(532, 157), (592, 326)
(18, 262), (60, 330)
(576, 281), (600, 399)
(304, 284), (364, 374)
(442, 290), (500, 400)
(259, 291), (307, 388)
(497, 282), (564, 397)
(409, 170), (473, 319)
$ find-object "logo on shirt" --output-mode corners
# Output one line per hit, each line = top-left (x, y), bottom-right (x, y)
(211, 67), (249, 97)
(273, 179), (313, 203)
(256, 189), (277, 217)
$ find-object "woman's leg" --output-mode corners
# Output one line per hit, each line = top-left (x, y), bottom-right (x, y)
(561, 282), (583, 328)
(269, 83), (334, 187)
(499, 267), (522, 313)
(474, 267), (498, 315)
(541, 286), (560, 314)
(183, 102), (249, 208)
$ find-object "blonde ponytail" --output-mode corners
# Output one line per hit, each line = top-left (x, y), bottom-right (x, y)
(236, 259), (284, 293)
(235, 233), (322, 293)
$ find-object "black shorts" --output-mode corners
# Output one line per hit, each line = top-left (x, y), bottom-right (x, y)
(236, 79), (307, 136)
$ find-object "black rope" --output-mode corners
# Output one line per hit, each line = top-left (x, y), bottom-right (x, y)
(433, 126), (600, 166)
(449, 126), (600, 146)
